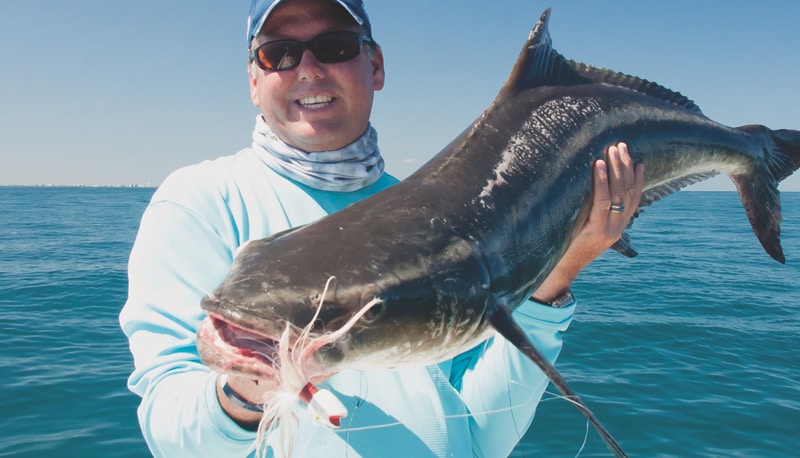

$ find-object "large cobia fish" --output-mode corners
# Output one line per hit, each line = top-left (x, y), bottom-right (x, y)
(197, 8), (800, 457)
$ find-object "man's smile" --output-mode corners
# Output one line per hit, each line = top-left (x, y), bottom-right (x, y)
(298, 95), (334, 109)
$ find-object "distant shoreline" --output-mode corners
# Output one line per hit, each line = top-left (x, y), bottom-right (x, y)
(0, 184), (156, 189)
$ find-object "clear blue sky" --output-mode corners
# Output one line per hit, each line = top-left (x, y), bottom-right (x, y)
(1, 1), (799, 191)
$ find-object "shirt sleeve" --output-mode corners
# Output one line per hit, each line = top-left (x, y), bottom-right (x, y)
(119, 185), (257, 456)
(450, 298), (576, 458)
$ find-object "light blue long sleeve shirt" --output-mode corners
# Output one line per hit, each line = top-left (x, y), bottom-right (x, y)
(119, 145), (575, 457)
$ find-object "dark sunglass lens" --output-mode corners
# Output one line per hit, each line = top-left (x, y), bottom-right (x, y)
(255, 32), (365, 71)
(257, 41), (302, 70)
(312, 32), (361, 63)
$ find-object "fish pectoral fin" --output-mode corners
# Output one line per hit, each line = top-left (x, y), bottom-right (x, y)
(610, 231), (638, 258)
(489, 306), (628, 458)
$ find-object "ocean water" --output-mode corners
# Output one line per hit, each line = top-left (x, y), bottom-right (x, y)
(0, 187), (797, 457)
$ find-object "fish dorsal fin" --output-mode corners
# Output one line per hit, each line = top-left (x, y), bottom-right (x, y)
(495, 8), (703, 114)
(496, 8), (591, 97)
(569, 62), (703, 114)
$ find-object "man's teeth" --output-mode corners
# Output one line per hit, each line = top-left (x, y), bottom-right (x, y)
(299, 95), (333, 108)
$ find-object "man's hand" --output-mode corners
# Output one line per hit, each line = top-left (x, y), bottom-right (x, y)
(533, 142), (645, 303)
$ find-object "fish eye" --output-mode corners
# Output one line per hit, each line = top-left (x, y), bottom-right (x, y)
(360, 301), (384, 324)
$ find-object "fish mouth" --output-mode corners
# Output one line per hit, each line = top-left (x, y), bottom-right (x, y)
(197, 289), (386, 379)
(197, 315), (282, 379)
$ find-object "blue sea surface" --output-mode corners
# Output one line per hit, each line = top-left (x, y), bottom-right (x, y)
(0, 187), (797, 457)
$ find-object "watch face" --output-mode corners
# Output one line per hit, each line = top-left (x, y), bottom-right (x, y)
(551, 292), (574, 308)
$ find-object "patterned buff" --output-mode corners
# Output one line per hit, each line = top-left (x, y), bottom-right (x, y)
(251, 115), (385, 192)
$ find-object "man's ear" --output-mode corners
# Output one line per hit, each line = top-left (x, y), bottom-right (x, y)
(248, 62), (261, 106)
(370, 45), (385, 91)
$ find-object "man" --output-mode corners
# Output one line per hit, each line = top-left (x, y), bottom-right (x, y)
(120, 0), (644, 456)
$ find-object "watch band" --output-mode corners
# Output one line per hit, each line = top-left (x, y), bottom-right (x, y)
(219, 374), (264, 413)
(531, 290), (575, 308)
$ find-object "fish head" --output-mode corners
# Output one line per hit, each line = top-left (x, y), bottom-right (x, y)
(197, 225), (494, 380)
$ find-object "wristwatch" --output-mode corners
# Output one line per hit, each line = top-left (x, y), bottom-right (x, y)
(531, 290), (575, 308)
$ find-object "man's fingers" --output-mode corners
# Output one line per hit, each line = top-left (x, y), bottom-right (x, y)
(593, 158), (611, 213)
(606, 143), (640, 218)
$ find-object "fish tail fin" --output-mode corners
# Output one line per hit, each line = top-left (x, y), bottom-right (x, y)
(733, 126), (800, 264)
(769, 129), (800, 181)
(489, 307), (628, 458)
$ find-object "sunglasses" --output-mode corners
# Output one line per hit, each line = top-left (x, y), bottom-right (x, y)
(251, 30), (376, 72)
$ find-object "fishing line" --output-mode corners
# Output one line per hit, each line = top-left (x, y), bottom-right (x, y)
(331, 388), (592, 458)
(333, 387), (579, 434)
(540, 389), (591, 458)
(573, 420), (590, 458)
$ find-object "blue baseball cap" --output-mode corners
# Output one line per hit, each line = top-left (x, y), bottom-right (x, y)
(247, 0), (372, 46)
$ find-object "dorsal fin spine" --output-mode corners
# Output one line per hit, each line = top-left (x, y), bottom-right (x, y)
(495, 8), (702, 114)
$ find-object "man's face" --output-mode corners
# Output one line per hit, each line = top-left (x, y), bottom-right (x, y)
(249, 0), (385, 152)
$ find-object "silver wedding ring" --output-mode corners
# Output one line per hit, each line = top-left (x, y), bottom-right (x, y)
(610, 204), (625, 213)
